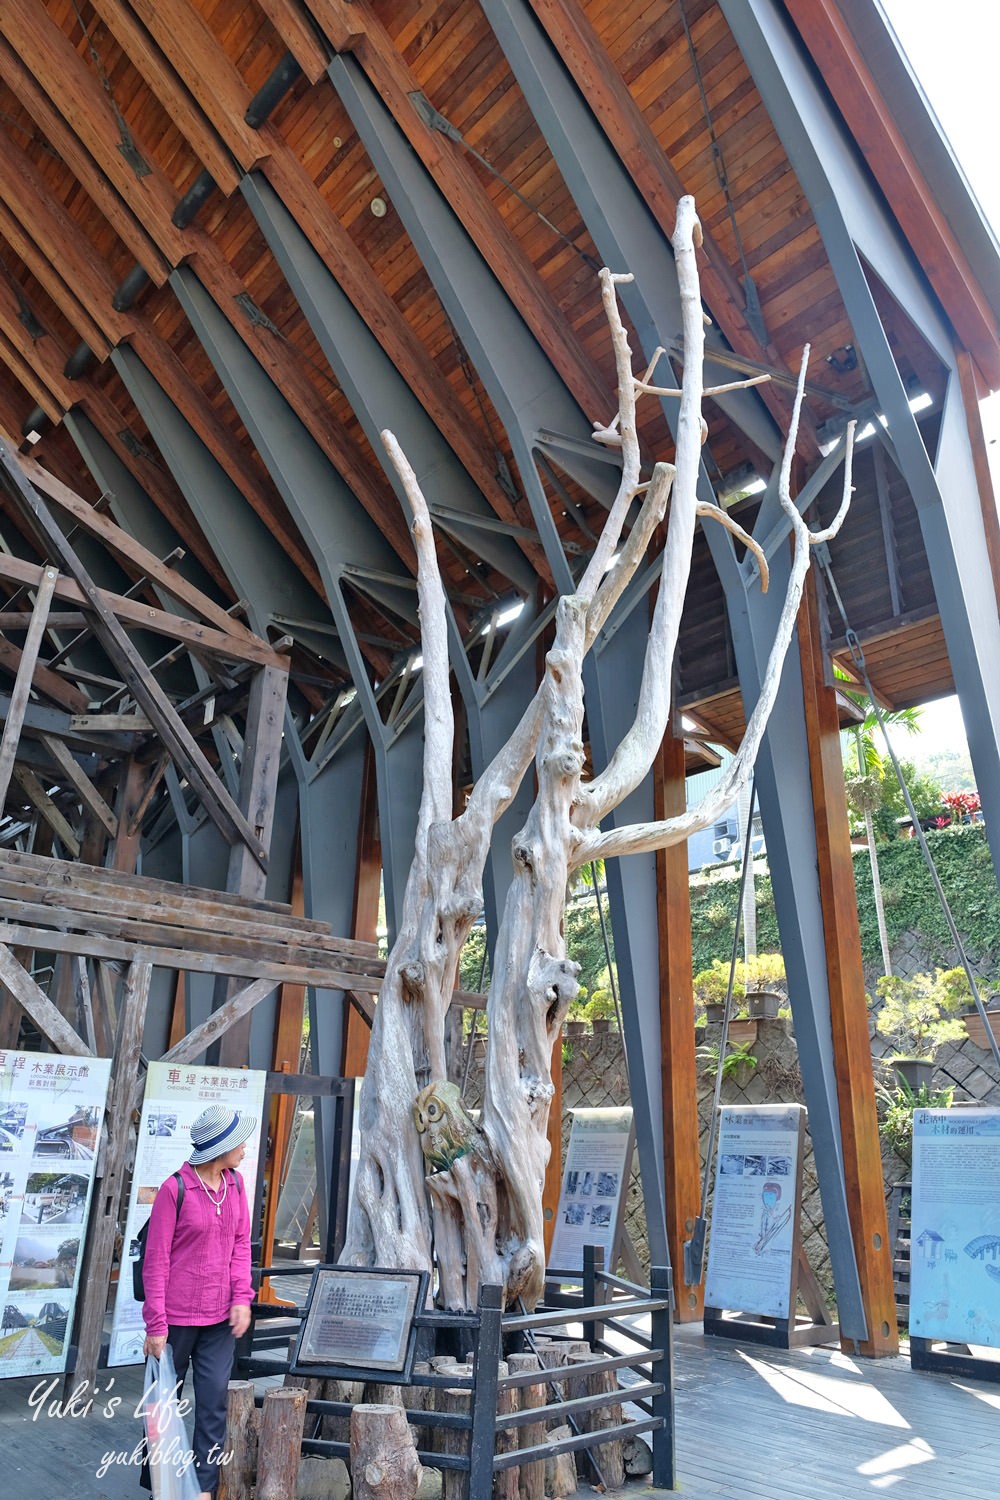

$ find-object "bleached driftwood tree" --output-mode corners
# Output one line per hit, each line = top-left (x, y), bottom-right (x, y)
(341, 197), (855, 1311)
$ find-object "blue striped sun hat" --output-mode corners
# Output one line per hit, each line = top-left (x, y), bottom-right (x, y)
(188, 1105), (257, 1165)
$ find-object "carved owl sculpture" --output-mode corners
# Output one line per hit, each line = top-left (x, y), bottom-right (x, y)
(413, 1081), (488, 1174)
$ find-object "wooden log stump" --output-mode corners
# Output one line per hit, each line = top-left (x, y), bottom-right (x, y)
(507, 1353), (544, 1500)
(257, 1387), (308, 1500)
(493, 1360), (519, 1500)
(218, 1380), (256, 1500)
(543, 1427), (577, 1500)
(441, 1383), (471, 1500)
(351, 1403), (423, 1500)
(584, 1368), (625, 1491)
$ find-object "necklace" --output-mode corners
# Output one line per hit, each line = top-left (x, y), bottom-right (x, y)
(194, 1168), (228, 1216)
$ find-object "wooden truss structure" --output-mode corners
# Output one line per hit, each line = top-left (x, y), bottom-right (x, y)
(0, 441), (385, 1389)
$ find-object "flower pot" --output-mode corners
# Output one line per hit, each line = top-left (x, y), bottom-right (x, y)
(746, 991), (781, 1020)
(590, 1018), (613, 1034)
(564, 1020), (586, 1038)
(705, 1003), (726, 1023)
(892, 1057), (934, 1093)
(964, 1009), (1000, 1051)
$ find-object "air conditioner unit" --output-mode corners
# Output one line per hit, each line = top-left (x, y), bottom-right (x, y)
(712, 838), (731, 857)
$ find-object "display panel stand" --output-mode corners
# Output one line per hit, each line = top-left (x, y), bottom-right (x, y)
(703, 1104), (838, 1349)
(705, 1244), (838, 1348)
(907, 1106), (1000, 1384)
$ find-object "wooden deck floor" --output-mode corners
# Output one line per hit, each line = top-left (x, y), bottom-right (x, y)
(0, 1329), (997, 1498)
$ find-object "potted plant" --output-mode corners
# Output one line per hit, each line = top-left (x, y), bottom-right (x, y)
(742, 952), (786, 1020)
(584, 988), (617, 1034)
(564, 994), (589, 1038)
(692, 958), (745, 1023)
(869, 968), (968, 1091)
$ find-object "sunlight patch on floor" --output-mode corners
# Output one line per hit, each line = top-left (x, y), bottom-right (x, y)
(737, 1351), (910, 1427)
(857, 1436), (935, 1487)
(954, 1381), (1000, 1410)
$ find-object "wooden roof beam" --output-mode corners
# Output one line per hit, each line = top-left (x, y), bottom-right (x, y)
(255, 0), (330, 84)
(784, 0), (1000, 391)
(0, 30), (168, 284)
(520, 0), (816, 454)
(0, 328), (62, 425)
(117, 0), (550, 581)
(0, 144), (321, 596)
(0, 637), (90, 715)
(0, 204), (114, 362)
(86, 0), (243, 194)
(0, 2), (196, 269)
(126, 0), (271, 170)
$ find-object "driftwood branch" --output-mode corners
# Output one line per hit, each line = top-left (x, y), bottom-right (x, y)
(343, 193), (854, 1311)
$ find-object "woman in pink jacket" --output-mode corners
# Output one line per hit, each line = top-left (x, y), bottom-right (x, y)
(142, 1106), (257, 1499)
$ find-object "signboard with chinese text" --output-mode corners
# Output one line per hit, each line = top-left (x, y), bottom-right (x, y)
(548, 1107), (634, 1274)
(108, 1061), (266, 1365)
(704, 1104), (804, 1319)
(910, 1107), (1000, 1348)
(291, 1265), (427, 1381)
(0, 1048), (111, 1378)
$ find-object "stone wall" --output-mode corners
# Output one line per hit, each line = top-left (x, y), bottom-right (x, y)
(560, 955), (1000, 1313)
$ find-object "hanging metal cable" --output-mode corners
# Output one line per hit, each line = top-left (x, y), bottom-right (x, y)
(676, 0), (768, 348)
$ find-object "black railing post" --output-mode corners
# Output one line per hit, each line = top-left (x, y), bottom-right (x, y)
(469, 1283), (503, 1500)
(650, 1262), (675, 1489)
(582, 1243), (605, 1350)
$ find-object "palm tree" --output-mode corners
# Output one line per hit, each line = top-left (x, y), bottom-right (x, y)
(843, 700), (921, 977)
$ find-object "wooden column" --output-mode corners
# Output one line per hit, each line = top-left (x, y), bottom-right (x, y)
(653, 723), (703, 1320)
(219, 663), (288, 1065)
(70, 959), (154, 1393)
(798, 573), (897, 1356)
(342, 741), (381, 1078)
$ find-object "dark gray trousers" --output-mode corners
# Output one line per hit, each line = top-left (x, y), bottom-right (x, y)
(140, 1319), (235, 1495)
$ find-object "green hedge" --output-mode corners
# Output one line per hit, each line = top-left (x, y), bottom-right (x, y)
(690, 824), (998, 974)
(458, 824), (999, 995)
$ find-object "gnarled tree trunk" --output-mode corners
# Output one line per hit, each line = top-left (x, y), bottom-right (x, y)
(341, 196), (855, 1311)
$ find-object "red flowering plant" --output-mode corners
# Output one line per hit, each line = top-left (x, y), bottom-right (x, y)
(936, 790), (981, 827)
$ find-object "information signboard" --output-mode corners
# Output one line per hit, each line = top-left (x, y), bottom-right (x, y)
(108, 1061), (267, 1366)
(548, 1107), (634, 1274)
(0, 1048), (111, 1378)
(291, 1265), (427, 1381)
(910, 1107), (1000, 1348)
(705, 1104), (804, 1319)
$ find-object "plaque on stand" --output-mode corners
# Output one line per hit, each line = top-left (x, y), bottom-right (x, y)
(290, 1265), (428, 1382)
(908, 1106), (1000, 1384)
(703, 1104), (838, 1349)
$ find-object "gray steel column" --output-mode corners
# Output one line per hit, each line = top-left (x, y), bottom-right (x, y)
(64, 409), (226, 609)
(112, 346), (331, 641)
(170, 268), (423, 942)
(481, 0), (781, 466)
(329, 55), (669, 1263)
(721, 0), (1000, 874)
(240, 171), (536, 597)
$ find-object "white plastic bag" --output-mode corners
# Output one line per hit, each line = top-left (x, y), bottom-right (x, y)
(141, 1344), (203, 1500)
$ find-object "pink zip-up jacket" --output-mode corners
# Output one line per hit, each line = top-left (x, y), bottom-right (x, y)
(142, 1161), (254, 1338)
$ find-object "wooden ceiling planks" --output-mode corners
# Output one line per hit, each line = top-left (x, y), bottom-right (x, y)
(0, 0), (990, 730)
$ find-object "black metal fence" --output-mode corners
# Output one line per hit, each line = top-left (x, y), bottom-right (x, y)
(245, 1248), (675, 1498)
